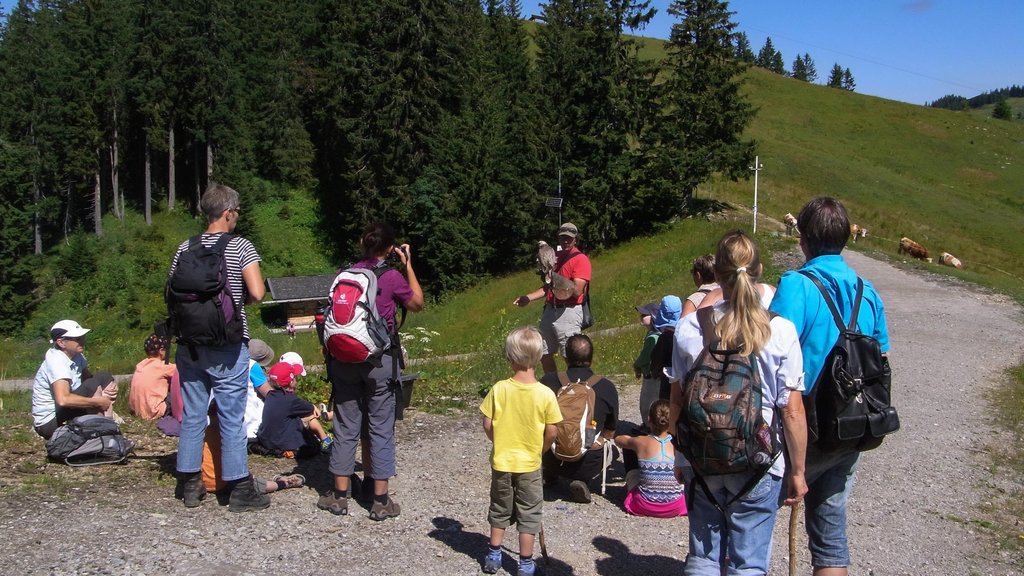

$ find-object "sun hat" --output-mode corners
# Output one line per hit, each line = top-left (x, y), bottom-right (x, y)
(635, 302), (658, 318)
(268, 361), (304, 389)
(248, 339), (275, 368)
(557, 222), (578, 239)
(653, 296), (683, 332)
(279, 351), (307, 376)
(50, 320), (90, 342)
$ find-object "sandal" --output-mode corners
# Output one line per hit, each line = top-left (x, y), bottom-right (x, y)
(272, 473), (306, 489)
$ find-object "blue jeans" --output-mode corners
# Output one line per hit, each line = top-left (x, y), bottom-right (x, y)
(804, 446), (859, 568)
(683, 471), (783, 576)
(176, 343), (250, 482)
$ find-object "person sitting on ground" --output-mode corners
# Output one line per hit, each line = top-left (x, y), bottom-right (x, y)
(614, 400), (687, 518)
(128, 334), (180, 421)
(203, 401), (306, 501)
(635, 296), (682, 429)
(256, 361), (333, 458)
(243, 339), (275, 441)
(480, 326), (562, 576)
(541, 334), (620, 504)
(32, 320), (119, 440)
(681, 254), (718, 316)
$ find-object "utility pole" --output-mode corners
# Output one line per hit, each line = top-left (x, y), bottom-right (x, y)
(750, 156), (763, 234)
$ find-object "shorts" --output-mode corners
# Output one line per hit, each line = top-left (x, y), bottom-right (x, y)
(539, 305), (584, 357)
(803, 446), (860, 568)
(488, 468), (544, 535)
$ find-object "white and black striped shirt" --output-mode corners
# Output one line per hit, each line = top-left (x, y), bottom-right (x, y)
(169, 232), (262, 341)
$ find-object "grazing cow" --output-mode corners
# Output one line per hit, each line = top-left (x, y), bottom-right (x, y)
(783, 213), (798, 237)
(939, 252), (963, 269)
(850, 223), (868, 243)
(898, 237), (931, 262)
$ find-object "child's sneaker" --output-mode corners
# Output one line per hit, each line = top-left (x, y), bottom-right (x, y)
(320, 435), (334, 453)
(318, 403), (330, 422)
(518, 558), (537, 576)
(482, 549), (502, 574)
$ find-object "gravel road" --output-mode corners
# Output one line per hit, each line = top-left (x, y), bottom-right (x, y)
(1, 249), (1022, 575)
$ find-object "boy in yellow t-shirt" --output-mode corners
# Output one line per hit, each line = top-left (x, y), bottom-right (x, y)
(480, 326), (562, 576)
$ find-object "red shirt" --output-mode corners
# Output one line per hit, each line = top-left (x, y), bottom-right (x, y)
(545, 248), (592, 306)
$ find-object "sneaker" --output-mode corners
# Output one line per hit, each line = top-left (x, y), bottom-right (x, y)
(319, 403), (330, 422)
(518, 559), (537, 576)
(272, 473), (306, 489)
(568, 480), (592, 504)
(227, 476), (271, 513)
(368, 497), (401, 521)
(317, 489), (349, 516)
(176, 472), (206, 508)
(320, 435), (334, 453)
(482, 549), (502, 574)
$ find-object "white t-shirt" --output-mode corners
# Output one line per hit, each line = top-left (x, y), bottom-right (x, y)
(668, 301), (804, 478)
(243, 359), (265, 439)
(32, 348), (87, 427)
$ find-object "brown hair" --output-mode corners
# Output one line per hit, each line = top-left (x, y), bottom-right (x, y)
(360, 222), (397, 259)
(691, 254), (716, 285)
(648, 399), (672, 435)
(797, 196), (850, 258)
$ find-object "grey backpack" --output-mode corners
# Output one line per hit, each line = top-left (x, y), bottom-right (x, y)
(46, 415), (132, 466)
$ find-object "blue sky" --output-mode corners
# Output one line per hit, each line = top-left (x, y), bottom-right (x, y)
(519, 0), (1023, 105)
(1, 1), (1019, 105)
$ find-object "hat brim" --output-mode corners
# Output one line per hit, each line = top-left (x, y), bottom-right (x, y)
(635, 303), (658, 317)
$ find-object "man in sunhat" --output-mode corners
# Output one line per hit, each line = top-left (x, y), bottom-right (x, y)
(513, 222), (593, 374)
(31, 320), (119, 440)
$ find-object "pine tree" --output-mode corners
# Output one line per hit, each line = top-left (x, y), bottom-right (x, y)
(992, 98), (1012, 120)
(639, 0), (755, 212)
(755, 36), (775, 69)
(734, 31), (754, 63)
(791, 54), (807, 81)
(827, 63), (844, 88)
(842, 67), (855, 91)
(803, 53), (818, 83)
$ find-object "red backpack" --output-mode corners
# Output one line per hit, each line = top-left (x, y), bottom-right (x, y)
(322, 265), (393, 364)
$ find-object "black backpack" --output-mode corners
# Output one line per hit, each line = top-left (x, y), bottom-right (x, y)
(46, 415), (132, 466)
(165, 234), (243, 349)
(676, 307), (782, 507)
(799, 271), (900, 453)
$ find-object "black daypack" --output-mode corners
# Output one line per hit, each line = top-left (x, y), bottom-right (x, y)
(46, 415), (132, 466)
(166, 234), (243, 349)
(676, 307), (782, 506)
(799, 271), (900, 453)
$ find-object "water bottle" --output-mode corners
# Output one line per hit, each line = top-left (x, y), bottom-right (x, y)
(585, 420), (598, 448)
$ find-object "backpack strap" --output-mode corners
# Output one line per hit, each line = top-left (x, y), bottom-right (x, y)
(584, 374), (602, 387)
(695, 306), (718, 348)
(211, 232), (235, 256)
(556, 372), (569, 387)
(797, 271), (864, 332)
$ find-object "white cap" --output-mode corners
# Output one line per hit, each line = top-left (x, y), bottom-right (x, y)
(50, 320), (90, 342)
(279, 352), (307, 376)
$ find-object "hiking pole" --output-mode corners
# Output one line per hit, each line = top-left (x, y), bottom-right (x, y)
(789, 502), (800, 576)
(539, 526), (549, 566)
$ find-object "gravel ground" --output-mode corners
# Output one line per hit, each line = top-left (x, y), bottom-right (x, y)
(2, 249), (1023, 575)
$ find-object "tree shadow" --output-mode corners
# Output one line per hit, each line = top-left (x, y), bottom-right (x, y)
(592, 535), (686, 576)
(427, 517), (577, 576)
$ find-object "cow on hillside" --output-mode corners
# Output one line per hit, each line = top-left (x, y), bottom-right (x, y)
(898, 237), (932, 263)
(939, 252), (963, 269)
(783, 213), (798, 237)
(850, 223), (868, 243)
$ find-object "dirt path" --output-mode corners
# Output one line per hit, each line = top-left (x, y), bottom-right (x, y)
(1, 249), (1022, 575)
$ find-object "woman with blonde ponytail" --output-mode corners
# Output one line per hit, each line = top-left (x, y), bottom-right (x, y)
(668, 230), (809, 576)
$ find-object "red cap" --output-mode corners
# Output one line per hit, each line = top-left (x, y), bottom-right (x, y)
(268, 361), (304, 389)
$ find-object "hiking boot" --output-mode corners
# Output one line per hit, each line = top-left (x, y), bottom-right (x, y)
(176, 472), (206, 508)
(317, 489), (349, 516)
(368, 497), (401, 521)
(227, 476), (271, 513)
(568, 480), (592, 503)
(482, 549), (503, 574)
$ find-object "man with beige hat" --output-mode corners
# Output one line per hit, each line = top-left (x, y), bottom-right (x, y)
(513, 222), (592, 374)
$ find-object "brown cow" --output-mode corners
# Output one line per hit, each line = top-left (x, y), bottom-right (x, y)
(898, 237), (931, 262)
(939, 252), (963, 269)
(850, 224), (868, 243)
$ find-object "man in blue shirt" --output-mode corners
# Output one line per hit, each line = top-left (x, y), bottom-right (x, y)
(770, 197), (890, 576)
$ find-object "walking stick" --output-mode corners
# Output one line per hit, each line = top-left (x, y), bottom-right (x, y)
(789, 502), (800, 576)
(539, 526), (549, 565)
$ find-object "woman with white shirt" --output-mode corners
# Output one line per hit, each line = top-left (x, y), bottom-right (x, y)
(669, 230), (808, 576)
